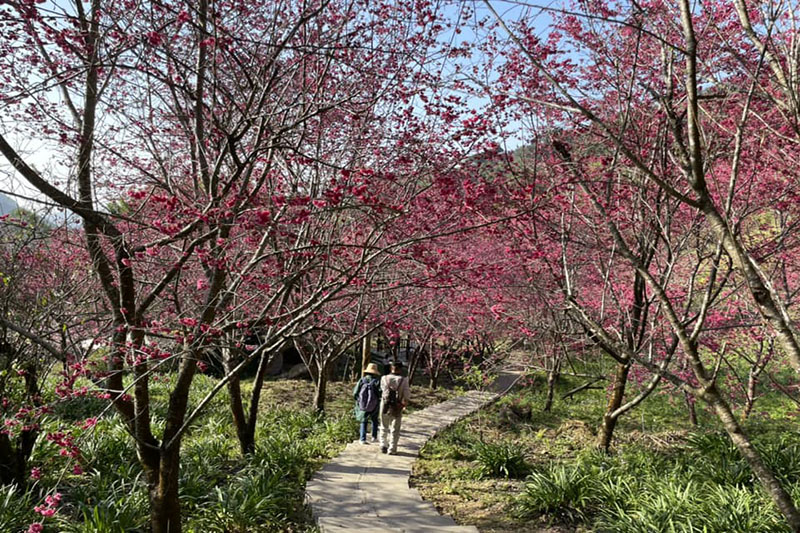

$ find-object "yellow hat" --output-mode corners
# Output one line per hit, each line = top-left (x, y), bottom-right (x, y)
(364, 363), (380, 376)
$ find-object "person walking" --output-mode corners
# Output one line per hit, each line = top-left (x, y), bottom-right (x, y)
(379, 360), (410, 455)
(353, 363), (382, 444)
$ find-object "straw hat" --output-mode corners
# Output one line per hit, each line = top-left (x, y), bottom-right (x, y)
(364, 363), (381, 376)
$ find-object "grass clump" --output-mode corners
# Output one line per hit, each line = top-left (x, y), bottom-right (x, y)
(189, 458), (298, 532)
(64, 476), (149, 533)
(472, 440), (530, 479)
(0, 484), (38, 532)
(513, 436), (794, 532)
(517, 462), (593, 522)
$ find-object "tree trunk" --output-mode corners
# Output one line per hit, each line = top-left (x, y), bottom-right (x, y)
(149, 447), (182, 533)
(704, 385), (800, 531)
(428, 350), (439, 389)
(225, 342), (278, 455)
(223, 347), (251, 455)
(243, 349), (273, 446)
(147, 334), (203, 533)
(0, 431), (35, 488)
(597, 361), (630, 452)
(427, 340), (439, 389)
(543, 362), (560, 412)
(408, 347), (419, 383)
(744, 371), (757, 419)
(684, 390), (698, 426)
(313, 362), (330, 413)
(408, 336), (428, 384)
(700, 206), (800, 375)
(361, 333), (371, 374)
(0, 368), (40, 488)
(0, 436), (17, 487)
(744, 346), (768, 419)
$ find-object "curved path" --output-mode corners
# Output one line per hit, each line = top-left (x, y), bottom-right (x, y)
(305, 370), (522, 533)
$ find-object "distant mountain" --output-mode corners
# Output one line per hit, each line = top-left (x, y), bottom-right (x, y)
(0, 193), (18, 216)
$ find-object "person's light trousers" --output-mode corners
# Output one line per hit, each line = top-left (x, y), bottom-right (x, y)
(379, 404), (402, 453)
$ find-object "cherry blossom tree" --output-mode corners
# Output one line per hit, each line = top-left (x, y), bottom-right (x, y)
(477, 0), (800, 526)
(0, 216), (97, 489)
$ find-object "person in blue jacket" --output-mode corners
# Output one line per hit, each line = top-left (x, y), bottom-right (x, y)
(353, 363), (382, 444)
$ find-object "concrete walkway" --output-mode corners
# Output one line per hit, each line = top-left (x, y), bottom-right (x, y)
(305, 370), (522, 533)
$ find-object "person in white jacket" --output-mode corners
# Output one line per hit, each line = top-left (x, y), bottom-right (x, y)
(379, 360), (411, 455)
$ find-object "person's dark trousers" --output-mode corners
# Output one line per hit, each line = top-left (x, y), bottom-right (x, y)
(360, 410), (379, 441)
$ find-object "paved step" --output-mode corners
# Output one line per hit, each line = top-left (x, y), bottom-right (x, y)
(305, 370), (523, 533)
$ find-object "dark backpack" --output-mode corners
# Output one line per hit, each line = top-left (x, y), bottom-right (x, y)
(386, 388), (398, 408)
(383, 379), (403, 414)
(357, 378), (379, 413)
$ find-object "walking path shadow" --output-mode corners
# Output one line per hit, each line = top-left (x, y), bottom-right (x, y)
(305, 368), (524, 532)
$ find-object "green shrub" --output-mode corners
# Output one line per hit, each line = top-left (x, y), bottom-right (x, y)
(632, 480), (701, 530)
(517, 463), (593, 522)
(418, 379), (800, 532)
(422, 424), (478, 461)
(699, 485), (790, 533)
(523, 440), (798, 533)
(188, 466), (298, 532)
(610, 447), (673, 477)
(687, 432), (753, 487)
(254, 435), (307, 479)
(14, 374), (371, 532)
(472, 440), (529, 479)
(687, 431), (800, 489)
(188, 430), (310, 533)
(319, 413), (358, 448)
(80, 418), (139, 478)
(758, 437), (800, 485)
(61, 468), (145, 520)
(686, 432), (739, 459)
(295, 413), (354, 460)
(180, 455), (231, 511)
(180, 419), (243, 511)
(184, 406), (348, 531)
(590, 475), (638, 514)
(0, 484), (38, 532)
(58, 477), (149, 533)
(51, 396), (110, 422)
(594, 480), (791, 533)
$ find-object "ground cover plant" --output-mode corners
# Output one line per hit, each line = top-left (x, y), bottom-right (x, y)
(0, 374), (457, 532)
(412, 369), (800, 533)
